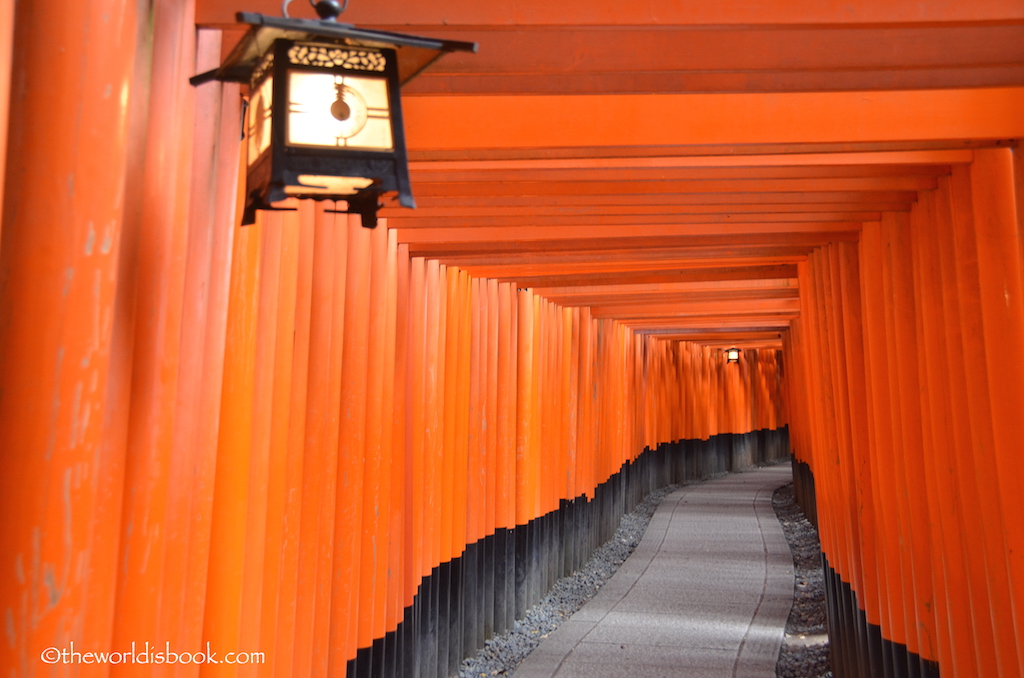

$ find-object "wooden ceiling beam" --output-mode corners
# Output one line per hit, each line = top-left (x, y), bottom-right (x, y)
(438, 245), (814, 267)
(507, 264), (799, 288)
(391, 25), (1024, 75)
(409, 151), (971, 171)
(394, 223), (864, 247)
(407, 164), (955, 184)
(640, 326), (789, 337)
(408, 66), (1024, 96)
(623, 316), (795, 329)
(648, 331), (785, 341)
(404, 89), (1024, 150)
(696, 340), (784, 349)
(383, 203), (909, 221)
(392, 213), (882, 230)
(591, 297), (801, 318)
(403, 232), (859, 256)
(409, 177), (938, 198)
(534, 278), (798, 296)
(464, 256), (807, 280)
(198, 0), (1024, 28)
(545, 288), (800, 306)
(408, 140), (1014, 163)
(405, 191), (919, 209)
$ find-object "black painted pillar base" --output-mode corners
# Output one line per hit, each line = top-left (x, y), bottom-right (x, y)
(346, 427), (791, 678)
(824, 555), (941, 678)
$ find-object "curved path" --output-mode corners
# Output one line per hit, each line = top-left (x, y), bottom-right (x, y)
(513, 465), (794, 678)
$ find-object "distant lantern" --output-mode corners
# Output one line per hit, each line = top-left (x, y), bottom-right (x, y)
(726, 348), (741, 363)
(191, 3), (476, 227)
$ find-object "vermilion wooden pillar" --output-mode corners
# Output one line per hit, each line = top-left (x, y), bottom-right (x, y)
(934, 174), (1001, 678)
(171, 31), (241, 678)
(949, 164), (1021, 678)
(968, 149), (1024, 672)
(201, 211), (263, 678)
(908, 188), (968, 677)
(113, 1), (199, 670)
(0, 0), (141, 674)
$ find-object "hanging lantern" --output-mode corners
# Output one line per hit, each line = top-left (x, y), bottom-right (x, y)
(192, 6), (476, 226)
(726, 348), (741, 363)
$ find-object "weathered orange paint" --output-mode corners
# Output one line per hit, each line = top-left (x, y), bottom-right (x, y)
(0, 0), (140, 672)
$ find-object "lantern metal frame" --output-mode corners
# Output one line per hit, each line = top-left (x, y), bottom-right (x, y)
(192, 11), (476, 227)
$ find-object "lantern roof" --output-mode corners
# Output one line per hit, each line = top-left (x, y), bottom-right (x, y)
(192, 12), (477, 86)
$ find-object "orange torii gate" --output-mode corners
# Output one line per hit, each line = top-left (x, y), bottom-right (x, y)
(0, 1), (1022, 678)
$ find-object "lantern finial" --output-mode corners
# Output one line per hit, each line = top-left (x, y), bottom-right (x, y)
(282, 0), (346, 20)
(313, 0), (346, 21)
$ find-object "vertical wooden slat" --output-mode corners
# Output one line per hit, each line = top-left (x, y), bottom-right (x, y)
(390, 240), (410, 628)
(359, 220), (390, 647)
(454, 270), (472, 555)
(407, 257), (427, 592)
(515, 290), (535, 527)
(0, 0), (141, 669)
(171, 30), (241, 678)
(934, 175), (1000, 678)
(907, 192), (960, 675)
(271, 203), (316, 678)
(233, 215), (283, 678)
(949, 165), (1020, 678)
(496, 282), (516, 530)
(968, 149), (1024, 673)
(201, 216), (262, 678)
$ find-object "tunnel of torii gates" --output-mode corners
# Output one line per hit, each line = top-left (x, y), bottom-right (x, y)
(0, 0), (1023, 677)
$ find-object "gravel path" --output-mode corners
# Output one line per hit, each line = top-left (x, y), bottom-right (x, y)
(457, 471), (832, 678)
(772, 482), (832, 678)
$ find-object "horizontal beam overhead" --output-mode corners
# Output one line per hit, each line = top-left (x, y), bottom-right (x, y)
(406, 164), (956, 184)
(437, 246), (815, 267)
(393, 223), (866, 245)
(402, 233), (860, 256)
(401, 193), (918, 212)
(198, 1), (1022, 340)
(404, 89), (1024, 150)
(408, 151), (973, 171)
(198, 0), (1024, 27)
(508, 264), (800, 288)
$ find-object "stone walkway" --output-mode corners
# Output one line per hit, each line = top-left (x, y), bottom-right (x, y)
(513, 465), (794, 678)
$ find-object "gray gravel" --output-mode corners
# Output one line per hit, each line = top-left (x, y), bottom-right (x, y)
(457, 473), (832, 678)
(772, 482), (832, 678)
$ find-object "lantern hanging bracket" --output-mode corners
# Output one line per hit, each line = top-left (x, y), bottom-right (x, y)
(241, 191), (298, 225)
(323, 195), (382, 229)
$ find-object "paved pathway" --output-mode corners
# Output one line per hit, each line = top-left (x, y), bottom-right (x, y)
(514, 465), (794, 678)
